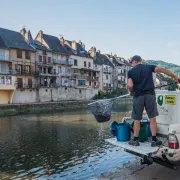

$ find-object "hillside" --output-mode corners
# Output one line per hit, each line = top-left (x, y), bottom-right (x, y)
(143, 60), (180, 76)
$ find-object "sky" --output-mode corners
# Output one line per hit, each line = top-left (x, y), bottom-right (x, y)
(0, 0), (180, 65)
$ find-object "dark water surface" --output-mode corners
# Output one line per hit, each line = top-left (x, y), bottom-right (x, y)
(0, 107), (134, 180)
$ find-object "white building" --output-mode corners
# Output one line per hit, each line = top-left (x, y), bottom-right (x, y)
(62, 39), (100, 89)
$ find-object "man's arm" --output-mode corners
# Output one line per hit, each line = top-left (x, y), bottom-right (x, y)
(154, 67), (180, 82)
(128, 78), (134, 96)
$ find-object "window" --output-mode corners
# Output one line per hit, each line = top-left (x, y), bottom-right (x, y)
(17, 50), (22, 58)
(106, 83), (108, 87)
(43, 50), (47, 55)
(48, 57), (51, 63)
(89, 81), (91, 86)
(94, 82), (97, 86)
(89, 72), (91, 76)
(17, 64), (22, 73)
(0, 50), (5, 60)
(0, 76), (5, 84)
(79, 90), (82, 94)
(6, 76), (12, 84)
(78, 80), (86, 86)
(26, 65), (30, 74)
(25, 51), (31, 59)
(28, 79), (32, 88)
(0, 64), (6, 73)
(106, 75), (108, 80)
(74, 59), (78, 66)
(88, 62), (91, 68)
(43, 56), (46, 63)
(39, 55), (42, 62)
(84, 61), (87, 67)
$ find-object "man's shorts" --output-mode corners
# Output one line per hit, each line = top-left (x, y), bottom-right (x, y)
(132, 94), (159, 120)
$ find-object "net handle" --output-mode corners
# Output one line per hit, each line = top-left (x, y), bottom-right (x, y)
(88, 94), (130, 106)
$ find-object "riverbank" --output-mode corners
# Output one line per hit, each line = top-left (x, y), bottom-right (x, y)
(0, 101), (92, 116)
(0, 98), (132, 117)
(97, 158), (180, 180)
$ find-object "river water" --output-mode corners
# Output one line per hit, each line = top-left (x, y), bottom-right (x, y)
(0, 103), (134, 180)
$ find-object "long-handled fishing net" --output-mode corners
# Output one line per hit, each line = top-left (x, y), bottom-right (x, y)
(88, 82), (177, 123)
(88, 94), (129, 123)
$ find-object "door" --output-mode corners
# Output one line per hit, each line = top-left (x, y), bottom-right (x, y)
(17, 78), (23, 88)
(28, 79), (32, 88)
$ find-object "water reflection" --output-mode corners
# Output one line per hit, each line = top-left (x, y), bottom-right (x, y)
(0, 104), (134, 180)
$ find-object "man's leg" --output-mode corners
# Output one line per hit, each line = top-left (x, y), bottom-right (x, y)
(129, 96), (144, 146)
(150, 117), (157, 137)
(145, 95), (162, 147)
(133, 120), (140, 140)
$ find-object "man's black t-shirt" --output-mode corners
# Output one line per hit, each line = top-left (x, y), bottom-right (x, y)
(128, 64), (156, 97)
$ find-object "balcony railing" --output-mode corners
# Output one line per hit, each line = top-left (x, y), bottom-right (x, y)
(38, 60), (53, 66)
(0, 76), (16, 90)
(87, 76), (98, 81)
(0, 56), (12, 62)
(58, 72), (72, 77)
(118, 72), (126, 76)
(103, 68), (112, 73)
(17, 83), (39, 89)
(39, 71), (57, 76)
(15, 70), (37, 76)
(53, 59), (73, 66)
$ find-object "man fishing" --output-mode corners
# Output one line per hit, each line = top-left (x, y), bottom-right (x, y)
(128, 55), (180, 147)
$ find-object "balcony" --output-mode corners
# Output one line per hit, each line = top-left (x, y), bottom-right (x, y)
(0, 76), (16, 90)
(58, 72), (72, 77)
(0, 70), (16, 75)
(53, 59), (73, 66)
(118, 80), (126, 84)
(39, 71), (57, 77)
(118, 72), (126, 76)
(0, 56), (12, 62)
(87, 76), (98, 81)
(16, 70), (37, 76)
(103, 68), (112, 74)
(38, 60), (53, 66)
(17, 83), (39, 89)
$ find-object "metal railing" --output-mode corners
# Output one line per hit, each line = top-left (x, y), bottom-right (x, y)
(0, 56), (12, 62)
(53, 59), (73, 66)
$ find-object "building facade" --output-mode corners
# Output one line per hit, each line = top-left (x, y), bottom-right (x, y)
(35, 30), (72, 87)
(0, 28), (37, 104)
(63, 39), (99, 89)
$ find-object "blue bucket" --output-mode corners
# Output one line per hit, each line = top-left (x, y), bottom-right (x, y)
(116, 122), (131, 142)
(110, 121), (118, 136)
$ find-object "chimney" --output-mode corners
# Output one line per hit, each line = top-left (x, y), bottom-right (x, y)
(72, 40), (77, 51)
(20, 28), (26, 36)
(78, 40), (85, 49)
(97, 50), (100, 54)
(60, 36), (65, 44)
(25, 30), (33, 42)
(38, 30), (43, 40)
(89, 47), (96, 58)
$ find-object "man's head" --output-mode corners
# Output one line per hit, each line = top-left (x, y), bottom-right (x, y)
(130, 55), (142, 67)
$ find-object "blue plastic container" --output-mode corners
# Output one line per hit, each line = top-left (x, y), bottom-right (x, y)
(110, 121), (118, 136)
(116, 122), (131, 142)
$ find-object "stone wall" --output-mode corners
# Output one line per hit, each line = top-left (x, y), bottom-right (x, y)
(12, 87), (98, 103)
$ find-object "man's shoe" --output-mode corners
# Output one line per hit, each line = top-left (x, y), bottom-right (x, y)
(128, 139), (140, 146)
(151, 140), (162, 147)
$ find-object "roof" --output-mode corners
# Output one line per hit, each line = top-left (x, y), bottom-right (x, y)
(95, 52), (114, 67)
(65, 40), (89, 57)
(43, 34), (69, 54)
(32, 40), (51, 52)
(0, 28), (35, 51)
(106, 54), (124, 66)
(0, 36), (8, 49)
